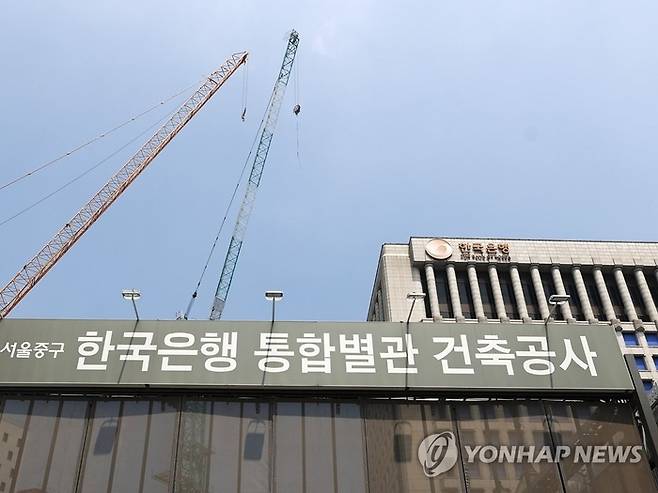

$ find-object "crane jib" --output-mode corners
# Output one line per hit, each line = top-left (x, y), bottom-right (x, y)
(209, 31), (299, 320)
(0, 52), (248, 319)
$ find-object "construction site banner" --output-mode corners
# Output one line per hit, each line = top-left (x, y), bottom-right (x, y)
(0, 319), (633, 391)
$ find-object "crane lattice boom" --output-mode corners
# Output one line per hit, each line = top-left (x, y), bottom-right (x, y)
(0, 51), (248, 319)
(209, 31), (299, 320)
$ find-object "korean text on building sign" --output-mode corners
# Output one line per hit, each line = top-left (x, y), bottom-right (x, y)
(65, 330), (598, 377)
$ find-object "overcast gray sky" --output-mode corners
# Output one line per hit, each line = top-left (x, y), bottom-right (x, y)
(1, 1), (657, 321)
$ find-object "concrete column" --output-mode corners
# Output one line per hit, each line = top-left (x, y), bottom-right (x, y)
(530, 265), (550, 320)
(551, 266), (575, 322)
(593, 267), (618, 323)
(635, 268), (658, 323)
(572, 266), (596, 323)
(467, 264), (487, 322)
(614, 267), (641, 327)
(424, 264), (442, 321)
(488, 264), (509, 322)
(510, 265), (531, 322)
(446, 263), (464, 321)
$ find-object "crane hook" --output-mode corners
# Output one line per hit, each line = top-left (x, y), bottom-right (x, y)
(293, 104), (301, 116)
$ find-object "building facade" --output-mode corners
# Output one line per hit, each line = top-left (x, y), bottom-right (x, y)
(368, 237), (658, 391)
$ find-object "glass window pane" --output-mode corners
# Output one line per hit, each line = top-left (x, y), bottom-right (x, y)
(423, 403), (465, 493)
(478, 271), (496, 319)
(419, 269), (432, 318)
(273, 402), (303, 493)
(646, 333), (658, 347)
(625, 272), (648, 322)
(363, 403), (404, 492)
(604, 273), (627, 321)
(0, 399), (30, 493)
(456, 401), (562, 492)
(546, 401), (656, 493)
(541, 271), (563, 320)
(634, 356), (648, 371)
(456, 270), (475, 319)
(334, 402), (367, 493)
(563, 272), (584, 321)
(208, 400), (241, 492)
(79, 400), (121, 493)
(520, 270), (540, 320)
(110, 400), (150, 493)
(622, 333), (639, 347)
(304, 403), (335, 493)
(175, 400), (212, 493)
(364, 402), (465, 493)
(240, 402), (271, 492)
(582, 271), (604, 321)
(435, 268), (454, 318)
(143, 399), (177, 493)
(13, 399), (60, 492)
(498, 270), (520, 320)
(46, 400), (89, 493)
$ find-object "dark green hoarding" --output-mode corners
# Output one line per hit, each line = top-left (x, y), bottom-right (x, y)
(0, 319), (633, 391)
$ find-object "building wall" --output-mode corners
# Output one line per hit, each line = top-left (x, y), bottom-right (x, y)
(368, 237), (658, 391)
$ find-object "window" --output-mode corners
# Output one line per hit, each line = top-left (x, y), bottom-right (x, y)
(418, 269), (431, 319)
(623, 332), (639, 347)
(582, 271), (604, 320)
(541, 271), (563, 320)
(635, 355), (648, 371)
(644, 380), (655, 392)
(604, 272), (627, 321)
(456, 270), (475, 319)
(1, 433), (6, 443)
(434, 268), (453, 318)
(626, 271), (649, 322)
(457, 402), (562, 492)
(653, 356), (658, 370)
(477, 270), (496, 318)
(647, 333), (658, 347)
(547, 401), (656, 492)
(646, 272), (658, 308)
(562, 271), (584, 320)
(498, 270), (519, 319)
(520, 270), (540, 320)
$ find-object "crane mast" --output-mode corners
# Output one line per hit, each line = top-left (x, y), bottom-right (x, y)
(0, 51), (248, 319)
(209, 31), (299, 320)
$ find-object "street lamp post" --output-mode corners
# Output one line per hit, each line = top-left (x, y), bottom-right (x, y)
(265, 290), (284, 323)
(121, 289), (141, 320)
(406, 292), (426, 324)
(544, 294), (571, 328)
(544, 294), (570, 390)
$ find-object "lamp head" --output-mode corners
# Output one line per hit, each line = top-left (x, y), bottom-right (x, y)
(265, 290), (284, 301)
(121, 289), (141, 301)
(406, 292), (426, 300)
(548, 294), (570, 305)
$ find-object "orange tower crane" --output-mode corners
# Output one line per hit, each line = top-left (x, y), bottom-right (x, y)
(0, 51), (248, 318)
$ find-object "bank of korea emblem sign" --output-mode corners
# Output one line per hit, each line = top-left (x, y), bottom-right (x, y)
(425, 239), (453, 260)
(418, 431), (459, 477)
